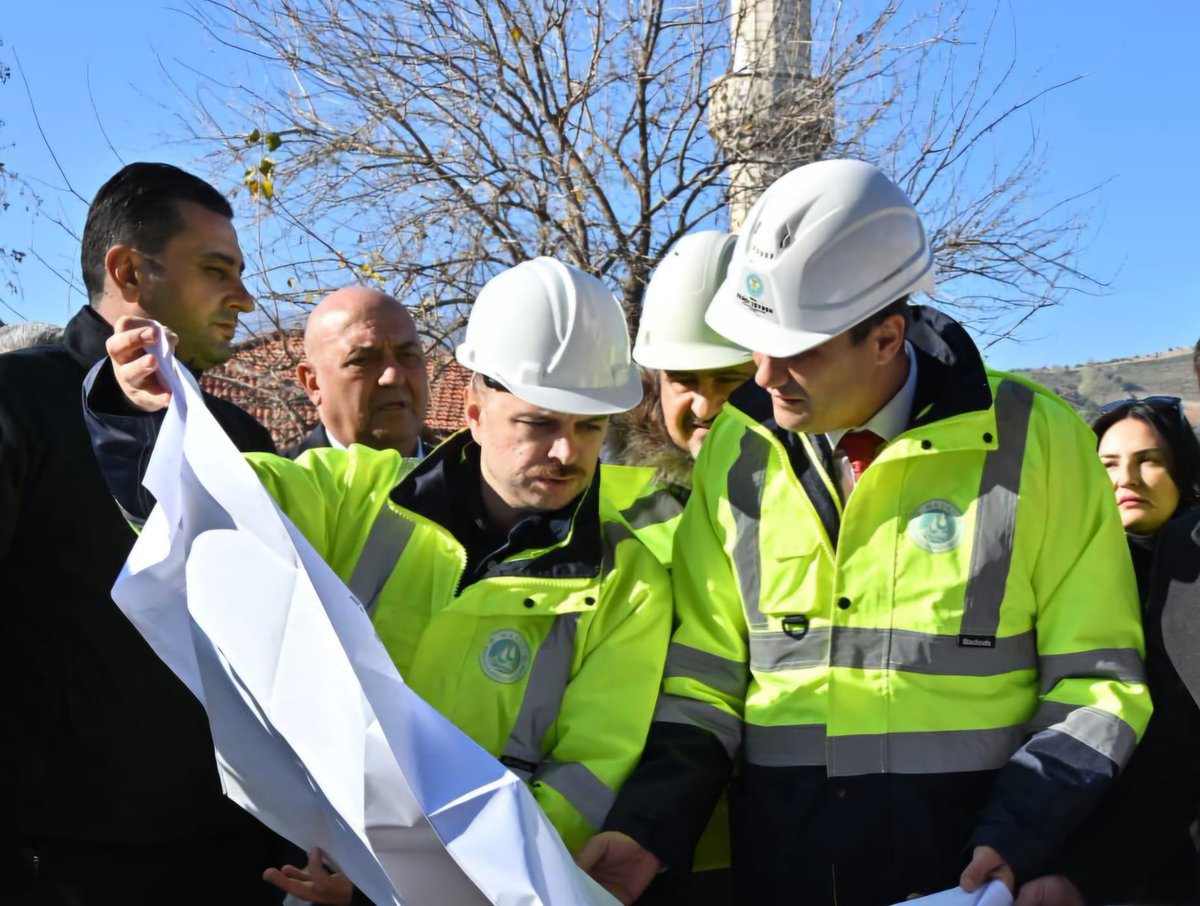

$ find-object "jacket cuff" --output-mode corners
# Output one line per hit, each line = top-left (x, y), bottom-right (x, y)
(967, 725), (1122, 885)
(602, 722), (731, 871)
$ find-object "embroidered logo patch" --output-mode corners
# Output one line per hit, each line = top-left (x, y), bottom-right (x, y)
(480, 629), (532, 684)
(745, 273), (764, 297)
(907, 499), (965, 553)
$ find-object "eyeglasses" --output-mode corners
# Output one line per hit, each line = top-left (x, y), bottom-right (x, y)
(1098, 396), (1186, 419)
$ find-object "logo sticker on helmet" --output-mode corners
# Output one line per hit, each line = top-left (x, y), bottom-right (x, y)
(907, 499), (965, 553)
(480, 629), (532, 683)
(745, 273), (764, 297)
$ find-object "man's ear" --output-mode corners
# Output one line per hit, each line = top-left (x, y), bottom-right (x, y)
(465, 385), (485, 441)
(296, 361), (321, 405)
(105, 245), (142, 302)
(873, 313), (907, 366)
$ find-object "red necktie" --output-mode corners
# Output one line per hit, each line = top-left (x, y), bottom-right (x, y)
(837, 430), (884, 481)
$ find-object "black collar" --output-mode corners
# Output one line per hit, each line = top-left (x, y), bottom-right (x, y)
(62, 306), (115, 372)
(302, 423), (333, 453)
(904, 306), (993, 427)
(391, 430), (603, 586)
(61, 305), (210, 378)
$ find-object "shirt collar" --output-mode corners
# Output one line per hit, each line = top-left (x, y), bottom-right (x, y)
(324, 424), (349, 451)
(322, 423), (427, 458)
(826, 340), (918, 449)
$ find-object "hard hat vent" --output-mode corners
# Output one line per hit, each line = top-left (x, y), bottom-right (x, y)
(704, 159), (936, 359)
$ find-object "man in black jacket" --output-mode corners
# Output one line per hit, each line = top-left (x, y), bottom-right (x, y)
(0, 163), (285, 905)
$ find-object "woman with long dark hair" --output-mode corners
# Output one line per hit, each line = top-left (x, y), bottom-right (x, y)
(1092, 398), (1200, 598)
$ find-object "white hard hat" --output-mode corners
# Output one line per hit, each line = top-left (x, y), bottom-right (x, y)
(456, 257), (642, 415)
(632, 231), (754, 371)
(706, 159), (936, 358)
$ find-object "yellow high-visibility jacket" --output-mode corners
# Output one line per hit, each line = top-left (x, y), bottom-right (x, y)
(605, 310), (1151, 892)
(657, 370), (1149, 879)
(248, 433), (672, 853)
(600, 462), (732, 874)
(600, 464), (686, 567)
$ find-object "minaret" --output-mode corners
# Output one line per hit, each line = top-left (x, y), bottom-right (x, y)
(709, 0), (827, 230)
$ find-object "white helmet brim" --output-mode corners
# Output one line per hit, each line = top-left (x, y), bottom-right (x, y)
(457, 348), (643, 416)
(632, 339), (754, 372)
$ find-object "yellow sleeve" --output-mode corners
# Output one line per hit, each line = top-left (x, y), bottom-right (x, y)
(532, 534), (672, 852)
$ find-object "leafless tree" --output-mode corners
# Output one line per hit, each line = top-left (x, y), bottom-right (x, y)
(184, 0), (1103, 350)
(0, 40), (42, 318)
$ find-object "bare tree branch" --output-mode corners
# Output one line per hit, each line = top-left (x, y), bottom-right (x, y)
(177, 0), (1104, 357)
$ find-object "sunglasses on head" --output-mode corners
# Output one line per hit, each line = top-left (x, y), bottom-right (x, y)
(1099, 396), (1185, 418)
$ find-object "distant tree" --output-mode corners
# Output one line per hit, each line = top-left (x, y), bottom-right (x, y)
(186, 0), (1104, 349)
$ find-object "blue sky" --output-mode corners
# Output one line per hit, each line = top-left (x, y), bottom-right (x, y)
(2, 1), (1197, 371)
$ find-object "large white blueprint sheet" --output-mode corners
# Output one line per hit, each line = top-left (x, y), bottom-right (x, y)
(110, 337), (617, 906)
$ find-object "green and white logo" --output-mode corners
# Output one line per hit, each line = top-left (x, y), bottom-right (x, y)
(907, 499), (965, 553)
(480, 629), (532, 684)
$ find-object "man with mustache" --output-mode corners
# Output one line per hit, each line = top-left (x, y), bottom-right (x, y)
(580, 160), (1149, 905)
(86, 256), (672, 905)
(602, 232), (760, 903)
(630, 233), (758, 463)
(1, 162), (285, 905)
(606, 231), (759, 567)
(288, 287), (432, 458)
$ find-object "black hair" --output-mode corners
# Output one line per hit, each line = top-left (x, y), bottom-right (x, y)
(473, 373), (511, 394)
(1092, 401), (1200, 512)
(849, 296), (911, 344)
(81, 162), (233, 304)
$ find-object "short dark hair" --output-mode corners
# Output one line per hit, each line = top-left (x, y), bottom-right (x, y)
(848, 296), (911, 344)
(1092, 401), (1200, 513)
(472, 372), (511, 395)
(81, 163), (233, 304)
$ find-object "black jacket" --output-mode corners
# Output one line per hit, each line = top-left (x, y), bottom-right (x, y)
(0, 306), (279, 847)
(1058, 510), (1200, 904)
(282, 422), (333, 459)
(282, 422), (436, 460)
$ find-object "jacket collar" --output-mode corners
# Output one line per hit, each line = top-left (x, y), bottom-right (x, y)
(301, 423), (333, 453)
(391, 430), (603, 583)
(1158, 509), (1200, 707)
(61, 305), (212, 379)
(905, 306), (993, 428)
(62, 306), (115, 371)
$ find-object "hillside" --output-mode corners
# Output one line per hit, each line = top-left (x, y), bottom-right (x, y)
(1015, 346), (1199, 423)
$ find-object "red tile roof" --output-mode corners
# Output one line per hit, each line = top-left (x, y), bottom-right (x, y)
(424, 354), (472, 435)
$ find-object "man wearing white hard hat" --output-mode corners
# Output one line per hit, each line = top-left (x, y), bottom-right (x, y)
(629, 231), (758, 461)
(599, 233), (759, 902)
(580, 160), (1149, 905)
(604, 231), (758, 565)
(87, 257), (672, 904)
